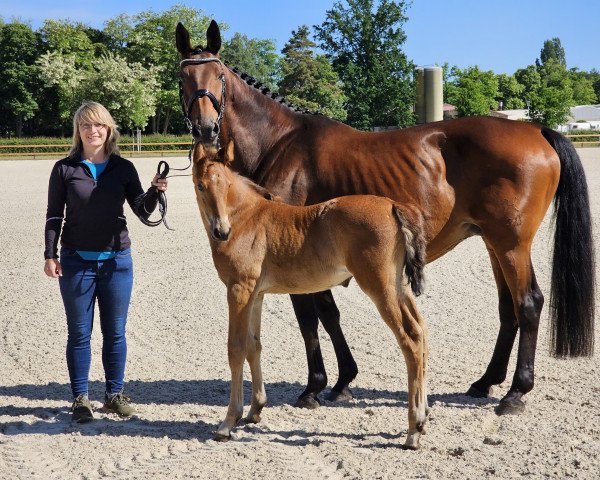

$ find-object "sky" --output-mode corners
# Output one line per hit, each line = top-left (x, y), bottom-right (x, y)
(2, 0), (598, 74)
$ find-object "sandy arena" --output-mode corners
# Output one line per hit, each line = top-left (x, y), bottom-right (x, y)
(1, 149), (599, 479)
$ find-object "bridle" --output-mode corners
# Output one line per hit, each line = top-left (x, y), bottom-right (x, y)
(179, 55), (227, 147)
(144, 55), (226, 231)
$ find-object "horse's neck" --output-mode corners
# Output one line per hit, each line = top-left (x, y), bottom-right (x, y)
(222, 72), (301, 175)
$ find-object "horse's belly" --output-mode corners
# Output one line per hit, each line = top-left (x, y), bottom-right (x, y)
(261, 265), (352, 294)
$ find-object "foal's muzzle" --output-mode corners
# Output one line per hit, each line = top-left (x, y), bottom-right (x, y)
(210, 217), (231, 242)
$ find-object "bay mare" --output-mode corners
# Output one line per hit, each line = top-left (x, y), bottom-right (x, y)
(176, 21), (595, 415)
(193, 142), (429, 448)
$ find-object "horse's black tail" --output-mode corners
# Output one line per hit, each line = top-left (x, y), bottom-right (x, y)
(542, 127), (595, 357)
(393, 205), (426, 296)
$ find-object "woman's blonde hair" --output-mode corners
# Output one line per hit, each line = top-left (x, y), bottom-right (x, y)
(69, 101), (120, 158)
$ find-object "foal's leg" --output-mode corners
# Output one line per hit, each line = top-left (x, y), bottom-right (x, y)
(244, 294), (267, 424)
(215, 283), (255, 441)
(314, 290), (358, 402)
(290, 294), (327, 409)
(405, 294), (430, 419)
(376, 292), (427, 449)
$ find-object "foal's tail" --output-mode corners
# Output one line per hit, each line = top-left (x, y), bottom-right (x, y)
(542, 127), (595, 357)
(392, 205), (426, 296)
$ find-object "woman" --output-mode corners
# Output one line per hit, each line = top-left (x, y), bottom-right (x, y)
(44, 101), (168, 423)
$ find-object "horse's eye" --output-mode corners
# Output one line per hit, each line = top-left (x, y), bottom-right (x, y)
(197, 183), (205, 192)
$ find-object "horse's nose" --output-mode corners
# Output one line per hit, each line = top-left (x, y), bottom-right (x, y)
(192, 121), (218, 144)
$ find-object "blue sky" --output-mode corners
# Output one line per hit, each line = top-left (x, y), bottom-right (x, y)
(2, 0), (598, 74)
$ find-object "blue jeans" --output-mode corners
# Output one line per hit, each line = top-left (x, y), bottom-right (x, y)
(58, 247), (133, 398)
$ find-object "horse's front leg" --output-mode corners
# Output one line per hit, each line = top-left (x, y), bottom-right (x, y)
(244, 294), (267, 424)
(314, 290), (358, 402)
(290, 294), (327, 409)
(215, 282), (255, 441)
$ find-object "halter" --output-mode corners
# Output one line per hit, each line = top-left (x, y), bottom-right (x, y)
(142, 56), (226, 231)
(179, 56), (226, 146)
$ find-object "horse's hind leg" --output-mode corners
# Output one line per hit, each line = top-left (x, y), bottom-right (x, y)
(314, 290), (358, 402)
(290, 294), (327, 409)
(477, 242), (544, 415)
(244, 294), (267, 424)
(467, 246), (518, 398)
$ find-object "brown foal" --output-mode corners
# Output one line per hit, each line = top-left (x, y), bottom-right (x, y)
(193, 142), (429, 448)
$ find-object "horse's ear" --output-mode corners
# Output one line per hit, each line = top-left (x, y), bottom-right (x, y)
(176, 22), (192, 56)
(206, 20), (221, 55)
(224, 139), (234, 165)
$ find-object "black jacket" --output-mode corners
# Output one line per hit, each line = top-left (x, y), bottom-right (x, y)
(44, 154), (159, 259)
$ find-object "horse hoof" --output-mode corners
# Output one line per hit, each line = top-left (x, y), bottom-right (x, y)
(404, 432), (421, 450)
(495, 398), (525, 416)
(325, 387), (353, 402)
(466, 383), (491, 398)
(294, 394), (321, 409)
(242, 414), (261, 425)
(214, 432), (231, 442)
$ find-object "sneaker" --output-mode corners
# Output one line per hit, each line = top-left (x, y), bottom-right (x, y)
(71, 394), (94, 423)
(104, 393), (136, 417)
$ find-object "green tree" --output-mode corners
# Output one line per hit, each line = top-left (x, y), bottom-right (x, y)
(496, 73), (524, 110)
(221, 33), (280, 90)
(278, 26), (346, 121)
(104, 5), (216, 133)
(536, 37), (566, 68)
(445, 66), (499, 116)
(38, 19), (104, 67)
(79, 53), (161, 130)
(315, 0), (415, 130)
(0, 21), (39, 136)
(37, 52), (86, 129)
(516, 60), (572, 127)
(569, 69), (597, 105)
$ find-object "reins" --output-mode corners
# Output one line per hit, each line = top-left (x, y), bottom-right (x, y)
(143, 54), (226, 230)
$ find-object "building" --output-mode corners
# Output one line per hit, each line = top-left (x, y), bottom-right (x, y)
(489, 109), (530, 121)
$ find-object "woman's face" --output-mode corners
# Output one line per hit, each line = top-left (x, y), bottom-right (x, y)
(79, 121), (108, 151)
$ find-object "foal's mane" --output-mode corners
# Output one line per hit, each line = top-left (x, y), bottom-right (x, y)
(235, 170), (281, 202)
(191, 46), (322, 116)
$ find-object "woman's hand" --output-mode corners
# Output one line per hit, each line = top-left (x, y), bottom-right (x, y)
(44, 258), (62, 278)
(152, 174), (168, 192)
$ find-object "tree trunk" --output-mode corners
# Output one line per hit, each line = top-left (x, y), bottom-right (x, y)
(162, 110), (171, 135)
(16, 117), (23, 138)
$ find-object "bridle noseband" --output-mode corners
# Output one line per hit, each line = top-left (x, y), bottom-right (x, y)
(179, 56), (226, 144)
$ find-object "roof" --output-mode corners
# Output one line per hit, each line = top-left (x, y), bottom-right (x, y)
(569, 105), (600, 122)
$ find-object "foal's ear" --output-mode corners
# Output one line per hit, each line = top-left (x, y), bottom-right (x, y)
(176, 23), (193, 56)
(223, 139), (235, 166)
(206, 20), (221, 55)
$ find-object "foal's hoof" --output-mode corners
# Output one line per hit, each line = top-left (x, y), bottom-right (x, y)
(404, 432), (421, 450)
(294, 394), (321, 409)
(325, 386), (353, 402)
(213, 432), (232, 442)
(466, 383), (492, 398)
(495, 397), (525, 416)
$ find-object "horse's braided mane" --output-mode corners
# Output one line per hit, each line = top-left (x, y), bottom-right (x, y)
(191, 46), (321, 116)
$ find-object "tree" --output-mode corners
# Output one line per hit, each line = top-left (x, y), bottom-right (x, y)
(221, 33), (280, 90)
(569, 69), (597, 105)
(38, 19), (105, 68)
(496, 73), (524, 110)
(536, 37), (566, 68)
(278, 26), (346, 121)
(516, 60), (572, 127)
(445, 66), (499, 116)
(37, 52), (86, 129)
(79, 53), (161, 131)
(104, 5), (216, 133)
(0, 22), (39, 136)
(315, 0), (415, 130)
